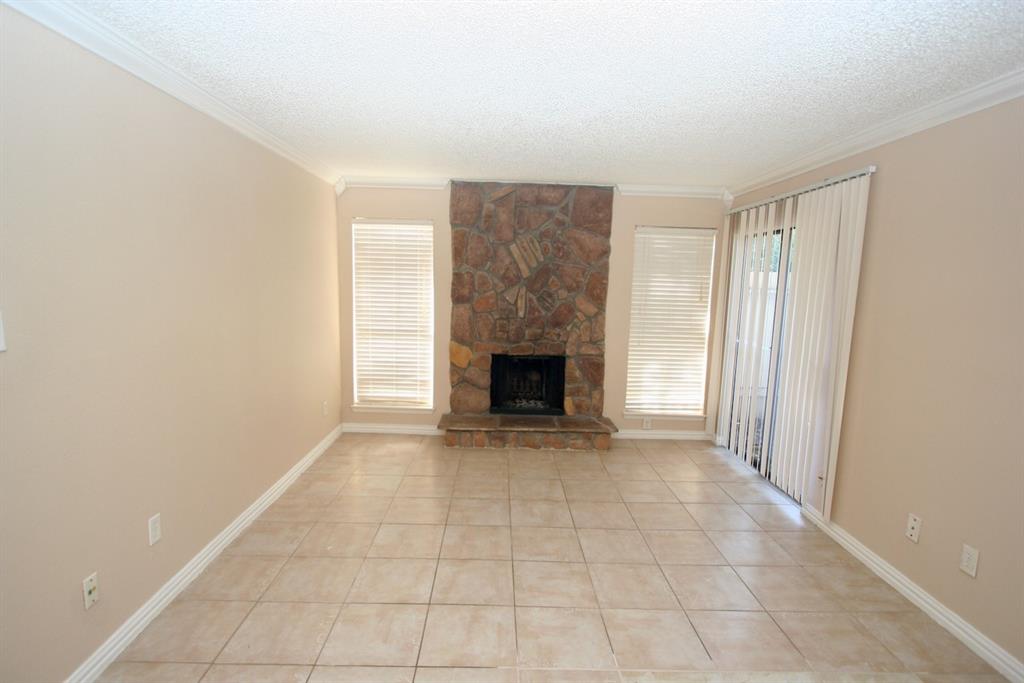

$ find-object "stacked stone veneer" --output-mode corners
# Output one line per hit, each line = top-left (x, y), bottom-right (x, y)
(448, 181), (613, 434)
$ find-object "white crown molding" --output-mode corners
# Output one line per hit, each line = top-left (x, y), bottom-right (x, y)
(342, 421), (444, 436)
(616, 184), (729, 200)
(343, 177), (451, 191)
(614, 429), (713, 441)
(730, 68), (1024, 197)
(344, 179), (727, 198)
(64, 424), (342, 683)
(803, 508), (1024, 683)
(452, 178), (615, 188)
(4, 0), (339, 184)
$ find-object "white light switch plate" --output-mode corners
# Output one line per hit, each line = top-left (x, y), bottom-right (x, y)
(148, 513), (162, 546)
(960, 543), (979, 577)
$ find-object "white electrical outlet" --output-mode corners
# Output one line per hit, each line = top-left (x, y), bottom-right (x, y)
(321, 401), (328, 417)
(642, 417), (653, 430)
(905, 513), (922, 543)
(960, 543), (979, 578)
(82, 572), (98, 610)
(148, 513), (162, 546)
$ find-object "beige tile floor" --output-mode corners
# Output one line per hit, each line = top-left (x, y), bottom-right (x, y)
(100, 435), (1006, 683)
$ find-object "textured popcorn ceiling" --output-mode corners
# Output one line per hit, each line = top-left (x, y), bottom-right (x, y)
(73, 0), (1024, 187)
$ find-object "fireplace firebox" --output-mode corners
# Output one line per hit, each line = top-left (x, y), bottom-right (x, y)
(489, 355), (566, 415)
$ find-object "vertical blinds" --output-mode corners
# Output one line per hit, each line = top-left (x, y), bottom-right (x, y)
(626, 226), (717, 415)
(717, 173), (872, 515)
(352, 221), (434, 409)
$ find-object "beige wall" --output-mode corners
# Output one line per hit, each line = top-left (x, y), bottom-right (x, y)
(336, 188), (727, 433)
(337, 187), (453, 427)
(0, 9), (342, 682)
(734, 97), (1024, 660)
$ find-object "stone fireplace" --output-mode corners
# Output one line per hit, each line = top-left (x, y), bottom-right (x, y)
(440, 181), (617, 449)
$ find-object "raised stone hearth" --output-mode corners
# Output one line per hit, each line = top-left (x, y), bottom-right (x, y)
(439, 413), (617, 450)
(441, 181), (616, 449)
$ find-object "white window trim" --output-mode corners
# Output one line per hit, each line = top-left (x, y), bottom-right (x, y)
(349, 405), (435, 414)
(622, 410), (707, 419)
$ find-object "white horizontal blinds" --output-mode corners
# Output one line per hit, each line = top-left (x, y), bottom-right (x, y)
(625, 226), (717, 415)
(717, 172), (872, 512)
(352, 221), (434, 409)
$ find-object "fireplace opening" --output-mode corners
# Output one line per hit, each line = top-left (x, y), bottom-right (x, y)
(490, 355), (566, 415)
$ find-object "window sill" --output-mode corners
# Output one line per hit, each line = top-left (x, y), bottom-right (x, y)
(623, 411), (706, 419)
(351, 405), (435, 414)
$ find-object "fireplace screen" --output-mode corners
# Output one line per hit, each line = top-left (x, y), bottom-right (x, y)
(489, 355), (566, 415)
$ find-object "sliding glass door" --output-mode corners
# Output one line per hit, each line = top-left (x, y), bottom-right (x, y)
(717, 172), (872, 517)
(719, 204), (793, 477)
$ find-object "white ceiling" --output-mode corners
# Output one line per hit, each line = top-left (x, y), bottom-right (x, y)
(37, 1), (1024, 190)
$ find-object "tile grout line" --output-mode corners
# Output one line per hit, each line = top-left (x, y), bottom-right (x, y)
(625, 444), (716, 668)
(296, 440), (381, 676)
(412, 448), (446, 673)
(197, 482), (323, 674)
(263, 457), (350, 682)
(508, 492), (520, 674)
(315, 434), (423, 675)
(686, 445), (827, 672)
(569, 456), (621, 673)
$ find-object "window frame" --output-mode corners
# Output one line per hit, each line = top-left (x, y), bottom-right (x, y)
(624, 224), (718, 418)
(350, 218), (435, 411)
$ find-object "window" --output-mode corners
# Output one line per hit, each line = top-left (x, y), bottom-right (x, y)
(625, 226), (716, 416)
(352, 221), (434, 409)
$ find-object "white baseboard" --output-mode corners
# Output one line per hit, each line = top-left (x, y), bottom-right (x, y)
(65, 424), (343, 683)
(341, 421), (443, 436)
(614, 429), (713, 441)
(802, 509), (1024, 683)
